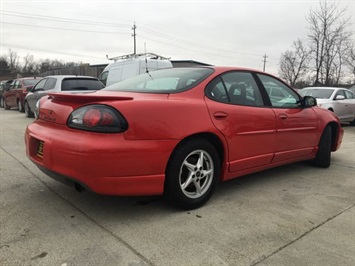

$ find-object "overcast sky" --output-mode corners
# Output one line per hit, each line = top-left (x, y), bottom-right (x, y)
(1, 0), (354, 75)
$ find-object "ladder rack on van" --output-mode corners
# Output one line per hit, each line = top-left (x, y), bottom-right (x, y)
(106, 53), (170, 62)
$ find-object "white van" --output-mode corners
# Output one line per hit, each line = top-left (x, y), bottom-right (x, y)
(99, 53), (173, 86)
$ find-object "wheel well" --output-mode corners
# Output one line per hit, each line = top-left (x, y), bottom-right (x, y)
(327, 122), (339, 150)
(168, 133), (225, 168)
(328, 108), (334, 112)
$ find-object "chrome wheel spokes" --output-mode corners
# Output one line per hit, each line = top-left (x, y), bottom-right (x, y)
(179, 149), (214, 199)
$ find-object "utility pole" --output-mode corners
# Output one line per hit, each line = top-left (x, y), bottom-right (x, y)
(132, 22), (137, 55)
(262, 54), (268, 71)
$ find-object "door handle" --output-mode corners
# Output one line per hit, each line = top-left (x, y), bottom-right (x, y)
(213, 111), (228, 119)
(279, 114), (288, 120)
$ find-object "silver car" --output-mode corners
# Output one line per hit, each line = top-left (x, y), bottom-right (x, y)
(24, 75), (105, 118)
(349, 85), (355, 94)
(300, 87), (355, 125)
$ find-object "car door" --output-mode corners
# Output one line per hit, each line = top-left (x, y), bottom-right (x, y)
(332, 89), (349, 120)
(27, 79), (48, 111)
(5, 80), (18, 107)
(340, 90), (355, 121)
(205, 71), (276, 174)
(256, 74), (319, 163)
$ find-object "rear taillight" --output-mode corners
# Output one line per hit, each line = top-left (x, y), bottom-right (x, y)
(68, 105), (128, 133)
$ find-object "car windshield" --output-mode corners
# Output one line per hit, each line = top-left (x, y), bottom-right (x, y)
(23, 79), (40, 86)
(103, 67), (214, 93)
(300, 88), (334, 99)
(61, 78), (105, 91)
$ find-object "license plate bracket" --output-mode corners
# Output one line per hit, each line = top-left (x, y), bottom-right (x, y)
(37, 140), (44, 159)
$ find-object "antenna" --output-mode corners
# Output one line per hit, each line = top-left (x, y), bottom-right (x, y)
(144, 43), (148, 73)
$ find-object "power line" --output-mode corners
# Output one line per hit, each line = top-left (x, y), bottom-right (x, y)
(1, 21), (130, 35)
(1, 42), (105, 61)
(138, 24), (263, 57)
(0, 10), (131, 28)
(1, 10), (270, 67)
(138, 34), (234, 59)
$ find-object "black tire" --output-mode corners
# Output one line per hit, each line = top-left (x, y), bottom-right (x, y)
(313, 125), (332, 168)
(165, 138), (220, 210)
(24, 101), (34, 118)
(18, 100), (24, 113)
(0, 97), (3, 108)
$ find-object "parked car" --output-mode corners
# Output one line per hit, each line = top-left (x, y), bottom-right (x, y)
(25, 67), (344, 209)
(349, 85), (355, 94)
(3, 77), (42, 112)
(0, 80), (13, 108)
(300, 87), (355, 125)
(24, 75), (105, 118)
(99, 53), (172, 86)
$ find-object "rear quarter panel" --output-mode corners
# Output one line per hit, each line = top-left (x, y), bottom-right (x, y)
(118, 95), (223, 141)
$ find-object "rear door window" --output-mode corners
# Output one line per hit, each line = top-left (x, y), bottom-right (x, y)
(345, 90), (355, 99)
(206, 71), (264, 107)
(23, 79), (39, 86)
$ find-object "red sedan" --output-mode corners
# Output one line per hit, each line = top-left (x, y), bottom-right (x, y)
(3, 77), (42, 112)
(25, 67), (344, 209)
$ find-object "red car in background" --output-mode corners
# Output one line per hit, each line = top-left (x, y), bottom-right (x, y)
(25, 67), (344, 209)
(3, 77), (42, 112)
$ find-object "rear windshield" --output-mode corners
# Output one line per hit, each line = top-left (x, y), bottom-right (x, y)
(23, 79), (40, 86)
(300, 88), (334, 99)
(61, 78), (105, 91)
(103, 67), (214, 93)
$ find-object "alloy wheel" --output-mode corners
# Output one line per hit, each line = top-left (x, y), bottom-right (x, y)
(179, 149), (214, 199)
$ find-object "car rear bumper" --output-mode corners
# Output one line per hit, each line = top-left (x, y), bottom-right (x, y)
(25, 121), (178, 196)
(36, 164), (166, 196)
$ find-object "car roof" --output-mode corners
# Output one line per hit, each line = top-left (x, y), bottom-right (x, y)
(42, 75), (98, 79)
(302, 87), (347, 90)
(208, 66), (266, 73)
(15, 77), (41, 80)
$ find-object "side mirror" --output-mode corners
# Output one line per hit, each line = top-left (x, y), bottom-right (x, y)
(302, 96), (317, 107)
(335, 95), (345, 100)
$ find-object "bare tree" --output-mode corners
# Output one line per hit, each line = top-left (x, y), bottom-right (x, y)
(307, 1), (351, 85)
(6, 49), (20, 75)
(278, 39), (310, 87)
(345, 42), (355, 83)
(22, 54), (34, 73)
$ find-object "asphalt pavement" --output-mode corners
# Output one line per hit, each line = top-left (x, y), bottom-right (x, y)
(0, 108), (354, 266)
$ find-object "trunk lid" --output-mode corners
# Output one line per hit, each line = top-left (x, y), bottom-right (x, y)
(38, 91), (134, 125)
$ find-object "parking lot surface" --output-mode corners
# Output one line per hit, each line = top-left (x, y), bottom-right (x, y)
(0, 108), (354, 266)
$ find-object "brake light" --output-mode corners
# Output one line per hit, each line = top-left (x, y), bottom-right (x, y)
(68, 105), (128, 133)
(83, 109), (102, 127)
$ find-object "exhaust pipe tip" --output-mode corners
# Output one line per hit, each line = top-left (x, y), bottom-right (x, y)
(74, 183), (85, 193)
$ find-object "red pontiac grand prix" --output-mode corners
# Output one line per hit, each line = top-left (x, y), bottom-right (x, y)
(25, 67), (344, 209)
